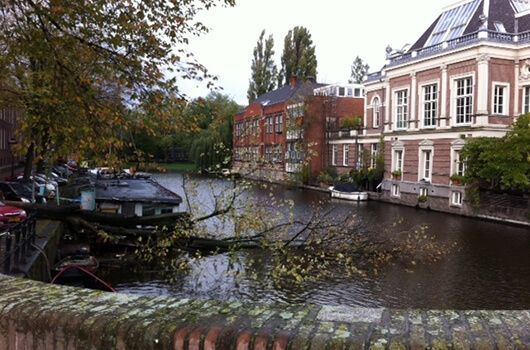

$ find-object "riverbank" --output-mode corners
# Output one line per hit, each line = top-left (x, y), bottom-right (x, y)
(236, 173), (530, 228)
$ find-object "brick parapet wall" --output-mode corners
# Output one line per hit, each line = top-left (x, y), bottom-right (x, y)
(1, 275), (530, 349)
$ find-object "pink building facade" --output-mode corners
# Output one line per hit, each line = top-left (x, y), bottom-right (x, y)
(364, 0), (530, 213)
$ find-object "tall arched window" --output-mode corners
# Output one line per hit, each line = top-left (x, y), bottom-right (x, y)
(372, 97), (381, 128)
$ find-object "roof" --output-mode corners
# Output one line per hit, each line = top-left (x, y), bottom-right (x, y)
(410, 0), (530, 52)
(95, 179), (182, 205)
(251, 81), (326, 107)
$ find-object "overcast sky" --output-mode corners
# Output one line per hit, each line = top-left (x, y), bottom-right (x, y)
(180, 0), (457, 105)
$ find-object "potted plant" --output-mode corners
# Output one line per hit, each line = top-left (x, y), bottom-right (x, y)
(417, 195), (429, 209)
(450, 174), (466, 185)
(391, 169), (402, 179)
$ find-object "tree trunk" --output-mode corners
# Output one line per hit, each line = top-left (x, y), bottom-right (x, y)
(23, 143), (34, 181)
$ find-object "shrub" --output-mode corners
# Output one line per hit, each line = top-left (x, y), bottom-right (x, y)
(417, 195), (428, 203)
(450, 174), (466, 184)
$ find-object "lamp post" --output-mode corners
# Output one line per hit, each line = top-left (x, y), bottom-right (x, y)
(7, 137), (17, 180)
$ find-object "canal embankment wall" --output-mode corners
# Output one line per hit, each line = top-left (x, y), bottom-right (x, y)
(0, 274), (529, 349)
(238, 173), (530, 227)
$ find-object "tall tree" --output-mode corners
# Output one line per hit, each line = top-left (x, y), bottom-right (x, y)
(247, 30), (277, 103)
(349, 56), (370, 84)
(0, 0), (234, 178)
(278, 26), (317, 86)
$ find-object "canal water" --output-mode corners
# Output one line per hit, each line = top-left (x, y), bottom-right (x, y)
(100, 173), (530, 309)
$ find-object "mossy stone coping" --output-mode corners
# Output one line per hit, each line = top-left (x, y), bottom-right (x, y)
(0, 274), (529, 349)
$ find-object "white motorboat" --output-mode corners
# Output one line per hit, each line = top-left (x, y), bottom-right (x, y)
(330, 183), (368, 201)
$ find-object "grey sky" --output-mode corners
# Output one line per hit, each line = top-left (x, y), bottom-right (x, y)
(181, 0), (456, 105)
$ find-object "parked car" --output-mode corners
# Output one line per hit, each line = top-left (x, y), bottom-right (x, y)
(0, 201), (27, 227)
(0, 182), (47, 203)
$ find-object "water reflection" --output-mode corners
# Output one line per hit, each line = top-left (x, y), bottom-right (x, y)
(101, 173), (530, 309)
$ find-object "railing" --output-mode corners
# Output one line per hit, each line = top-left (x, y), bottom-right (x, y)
(388, 30), (530, 67)
(0, 214), (37, 275)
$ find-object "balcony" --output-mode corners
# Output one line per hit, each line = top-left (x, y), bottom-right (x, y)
(286, 130), (303, 140)
(387, 30), (530, 67)
(285, 163), (302, 173)
(327, 129), (358, 140)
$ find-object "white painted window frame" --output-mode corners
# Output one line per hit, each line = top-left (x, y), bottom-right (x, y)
(523, 85), (530, 114)
(491, 82), (510, 116)
(343, 144), (349, 166)
(451, 191), (463, 206)
(391, 184), (400, 197)
(418, 140), (434, 182)
(450, 139), (466, 182)
(451, 73), (475, 126)
(372, 96), (381, 128)
(419, 80), (439, 129)
(393, 87), (410, 130)
(331, 144), (337, 166)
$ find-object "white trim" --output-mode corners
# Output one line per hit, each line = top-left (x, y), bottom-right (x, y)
(450, 73), (475, 126)
(450, 139), (466, 184)
(331, 144), (337, 166)
(342, 144), (349, 167)
(418, 141), (434, 182)
(392, 86), (410, 131)
(491, 82), (510, 116)
(382, 129), (507, 141)
(418, 80), (440, 129)
(450, 190), (464, 206)
(372, 96), (381, 128)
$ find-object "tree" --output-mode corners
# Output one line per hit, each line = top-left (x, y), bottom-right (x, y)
(188, 93), (240, 171)
(247, 30), (277, 103)
(462, 113), (530, 191)
(349, 56), (370, 84)
(278, 26), (317, 86)
(0, 0), (234, 178)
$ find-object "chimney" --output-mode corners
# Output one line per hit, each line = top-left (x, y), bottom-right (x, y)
(289, 75), (298, 88)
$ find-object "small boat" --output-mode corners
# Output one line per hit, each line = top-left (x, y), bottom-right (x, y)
(330, 183), (368, 201)
(53, 254), (99, 275)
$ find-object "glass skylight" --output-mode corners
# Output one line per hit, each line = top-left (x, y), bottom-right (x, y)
(425, 0), (481, 47)
(512, 0), (530, 13)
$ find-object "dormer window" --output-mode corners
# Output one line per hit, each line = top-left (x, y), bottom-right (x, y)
(494, 21), (507, 33)
(425, 0), (481, 47)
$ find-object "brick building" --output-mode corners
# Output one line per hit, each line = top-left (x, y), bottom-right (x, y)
(233, 78), (364, 182)
(364, 0), (530, 213)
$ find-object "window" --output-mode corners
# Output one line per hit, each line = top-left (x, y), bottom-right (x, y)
(356, 144), (363, 168)
(453, 150), (465, 176)
(347, 88), (353, 96)
(331, 145), (337, 166)
(373, 97), (381, 128)
(338, 87), (345, 96)
(266, 117), (273, 134)
(419, 187), (429, 197)
(455, 77), (473, 124)
(425, 0), (481, 47)
(392, 184), (400, 197)
(354, 88), (361, 97)
(343, 145), (349, 166)
(420, 150), (432, 181)
(524, 86), (530, 114)
(370, 143), (378, 169)
(275, 114), (283, 133)
(395, 90), (408, 129)
(451, 191), (463, 206)
(422, 84), (438, 127)
(494, 21), (506, 33)
(393, 149), (404, 172)
(493, 84), (508, 115)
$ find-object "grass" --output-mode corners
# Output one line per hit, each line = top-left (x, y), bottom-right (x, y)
(157, 162), (196, 173)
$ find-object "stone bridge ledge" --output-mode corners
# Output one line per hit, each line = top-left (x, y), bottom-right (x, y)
(0, 274), (529, 349)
